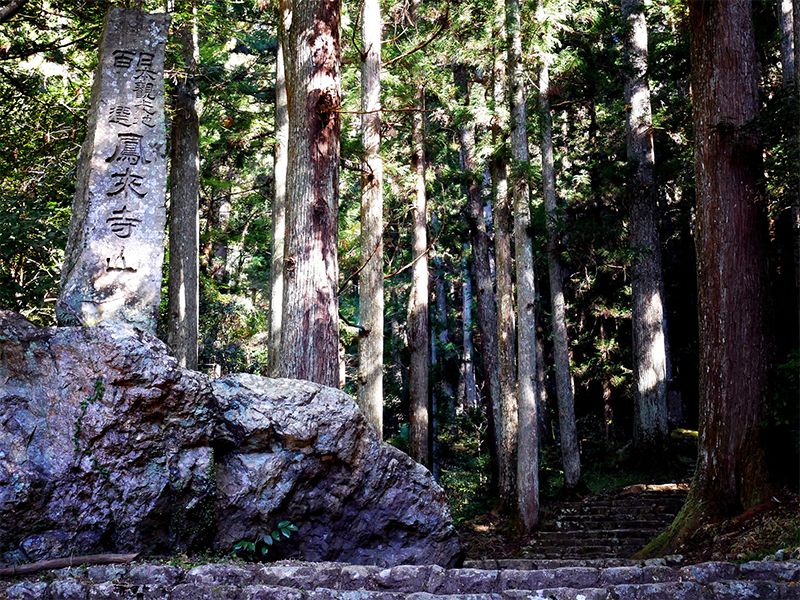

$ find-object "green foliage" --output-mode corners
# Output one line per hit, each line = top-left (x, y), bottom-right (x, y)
(1, 0), (797, 532)
(199, 277), (269, 374)
(232, 521), (298, 562)
(438, 424), (492, 522)
(0, 2), (98, 324)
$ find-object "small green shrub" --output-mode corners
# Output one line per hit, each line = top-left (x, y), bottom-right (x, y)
(232, 521), (298, 562)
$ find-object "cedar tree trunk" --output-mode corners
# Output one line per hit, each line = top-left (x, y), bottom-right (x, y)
(357, 0), (384, 435)
(167, 0), (200, 370)
(538, 41), (581, 488)
(408, 83), (431, 467)
(507, 0), (540, 531)
(622, 0), (669, 455)
(269, 9), (288, 376)
(277, 0), (342, 387)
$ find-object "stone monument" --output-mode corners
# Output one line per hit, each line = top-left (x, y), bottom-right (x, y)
(57, 8), (169, 333)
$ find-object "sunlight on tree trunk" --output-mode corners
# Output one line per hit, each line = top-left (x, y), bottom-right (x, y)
(268, 6), (288, 377)
(408, 83), (431, 467)
(507, 0), (539, 531)
(277, 0), (341, 387)
(491, 6), (519, 508)
(357, 0), (384, 437)
(622, 0), (669, 457)
(538, 28), (581, 488)
(167, 0), (200, 370)
(642, 0), (771, 554)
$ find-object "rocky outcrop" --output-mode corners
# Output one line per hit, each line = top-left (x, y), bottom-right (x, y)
(0, 311), (217, 564)
(213, 375), (462, 567)
(0, 312), (461, 567)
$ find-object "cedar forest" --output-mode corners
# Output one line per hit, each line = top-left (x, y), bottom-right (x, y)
(0, 0), (798, 559)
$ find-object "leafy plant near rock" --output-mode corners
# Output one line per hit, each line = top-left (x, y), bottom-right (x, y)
(232, 521), (298, 562)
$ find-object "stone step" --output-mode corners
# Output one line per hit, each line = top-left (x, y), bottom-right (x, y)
(533, 528), (660, 541)
(4, 578), (799, 599)
(463, 558), (682, 570)
(555, 503), (684, 516)
(4, 580), (798, 600)
(552, 516), (673, 532)
(3, 559), (798, 599)
(556, 495), (685, 504)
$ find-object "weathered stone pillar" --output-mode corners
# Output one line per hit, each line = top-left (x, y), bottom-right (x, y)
(57, 8), (169, 333)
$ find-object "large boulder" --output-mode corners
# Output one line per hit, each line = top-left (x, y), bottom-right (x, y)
(213, 374), (463, 567)
(0, 311), (217, 564)
(0, 312), (462, 567)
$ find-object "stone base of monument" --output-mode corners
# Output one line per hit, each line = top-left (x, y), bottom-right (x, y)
(0, 311), (461, 569)
(2, 557), (799, 599)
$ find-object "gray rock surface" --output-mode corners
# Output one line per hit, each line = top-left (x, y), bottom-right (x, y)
(2, 559), (799, 599)
(0, 312), (461, 567)
(0, 311), (218, 562)
(213, 374), (462, 567)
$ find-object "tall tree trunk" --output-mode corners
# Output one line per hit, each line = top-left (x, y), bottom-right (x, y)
(507, 0), (540, 531)
(277, 0), (341, 387)
(454, 64), (506, 501)
(535, 325), (549, 444)
(357, 0), (384, 436)
(430, 282), (440, 480)
(622, 0), (669, 456)
(793, 0), (800, 310)
(388, 287), (408, 406)
(648, 0), (771, 553)
(795, 0), (800, 84)
(167, 0), (200, 370)
(269, 10), (288, 376)
(689, 0), (770, 521)
(779, 0), (796, 86)
(408, 83), (431, 467)
(795, 0), (800, 89)
(791, 0), (800, 316)
(538, 38), (581, 488)
(490, 4), (519, 508)
(432, 248), (456, 403)
(460, 249), (480, 411)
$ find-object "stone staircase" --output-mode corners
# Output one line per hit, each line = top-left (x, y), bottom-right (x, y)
(2, 558), (800, 599)
(522, 483), (689, 560)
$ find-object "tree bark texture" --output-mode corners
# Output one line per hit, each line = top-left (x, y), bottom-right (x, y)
(687, 0), (770, 521)
(622, 0), (669, 455)
(793, 0), (800, 306)
(0, 0), (27, 24)
(269, 11), (288, 377)
(538, 48), (581, 488)
(277, 0), (342, 387)
(357, 0), (384, 436)
(167, 0), (200, 370)
(779, 0), (796, 86)
(460, 249), (480, 411)
(489, 12), (520, 508)
(507, 0), (539, 531)
(432, 250), (456, 403)
(795, 0), (800, 89)
(454, 64), (507, 499)
(408, 83), (431, 467)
